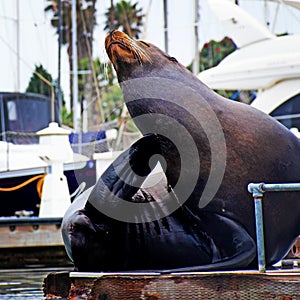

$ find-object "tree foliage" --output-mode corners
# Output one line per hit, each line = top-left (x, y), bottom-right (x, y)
(101, 84), (124, 122)
(44, 0), (96, 55)
(104, 0), (145, 38)
(189, 37), (237, 72)
(26, 64), (54, 97)
(190, 37), (255, 103)
(26, 65), (74, 126)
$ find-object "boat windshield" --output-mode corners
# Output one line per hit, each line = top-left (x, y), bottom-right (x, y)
(270, 93), (300, 130)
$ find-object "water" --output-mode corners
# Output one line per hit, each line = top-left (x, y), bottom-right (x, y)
(0, 268), (70, 299)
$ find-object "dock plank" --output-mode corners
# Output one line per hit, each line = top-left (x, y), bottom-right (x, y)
(44, 269), (300, 299)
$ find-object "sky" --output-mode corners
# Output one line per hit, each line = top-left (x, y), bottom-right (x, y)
(1, 0), (300, 109)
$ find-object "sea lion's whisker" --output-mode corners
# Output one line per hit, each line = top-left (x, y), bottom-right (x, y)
(109, 36), (153, 64)
(122, 39), (152, 63)
(133, 46), (152, 64)
(129, 42), (153, 63)
(133, 51), (142, 65)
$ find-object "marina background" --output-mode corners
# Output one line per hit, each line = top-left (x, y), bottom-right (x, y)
(1, 0), (300, 109)
(1, 0), (300, 298)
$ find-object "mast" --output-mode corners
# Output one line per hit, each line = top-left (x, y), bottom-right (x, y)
(163, 0), (168, 53)
(16, 0), (20, 91)
(57, 0), (63, 123)
(193, 0), (199, 75)
(72, 0), (79, 132)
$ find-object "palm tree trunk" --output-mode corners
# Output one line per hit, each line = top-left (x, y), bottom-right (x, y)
(110, 0), (115, 30)
(70, 0), (100, 130)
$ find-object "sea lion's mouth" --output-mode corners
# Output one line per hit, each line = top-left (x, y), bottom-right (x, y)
(105, 30), (152, 66)
(106, 41), (128, 54)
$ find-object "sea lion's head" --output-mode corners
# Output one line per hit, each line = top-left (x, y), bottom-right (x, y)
(105, 30), (184, 82)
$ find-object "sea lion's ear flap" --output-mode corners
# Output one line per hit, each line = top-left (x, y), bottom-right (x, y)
(88, 134), (162, 203)
(163, 54), (178, 63)
(169, 57), (178, 63)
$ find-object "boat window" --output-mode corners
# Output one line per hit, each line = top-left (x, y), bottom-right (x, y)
(18, 98), (51, 132)
(270, 94), (300, 130)
(7, 101), (17, 121)
(4, 98), (53, 133)
(0, 93), (59, 143)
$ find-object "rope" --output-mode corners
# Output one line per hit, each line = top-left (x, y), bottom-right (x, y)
(0, 174), (45, 198)
(36, 176), (45, 199)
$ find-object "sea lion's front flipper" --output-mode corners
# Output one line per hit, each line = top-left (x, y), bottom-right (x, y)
(87, 134), (163, 215)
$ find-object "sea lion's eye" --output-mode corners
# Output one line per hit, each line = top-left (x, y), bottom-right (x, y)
(169, 57), (178, 63)
(139, 40), (150, 47)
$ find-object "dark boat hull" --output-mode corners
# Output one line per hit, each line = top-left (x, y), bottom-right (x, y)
(0, 160), (96, 217)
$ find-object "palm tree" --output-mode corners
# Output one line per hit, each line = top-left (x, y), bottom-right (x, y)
(45, 0), (99, 129)
(104, 0), (145, 38)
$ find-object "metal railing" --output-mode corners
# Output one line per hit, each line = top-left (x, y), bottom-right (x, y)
(248, 182), (300, 272)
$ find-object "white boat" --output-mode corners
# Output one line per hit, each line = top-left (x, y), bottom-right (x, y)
(198, 0), (300, 132)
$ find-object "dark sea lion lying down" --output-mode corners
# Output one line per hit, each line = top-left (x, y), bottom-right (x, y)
(62, 30), (300, 272)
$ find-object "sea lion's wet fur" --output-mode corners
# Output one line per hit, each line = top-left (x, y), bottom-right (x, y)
(63, 30), (300, 272)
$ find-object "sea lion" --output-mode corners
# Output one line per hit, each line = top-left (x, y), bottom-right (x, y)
(62, 30), (300, 272)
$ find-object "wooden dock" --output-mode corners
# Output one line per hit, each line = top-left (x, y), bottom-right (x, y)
(43, 268), (300, 299)
(0, 217), (71, 268)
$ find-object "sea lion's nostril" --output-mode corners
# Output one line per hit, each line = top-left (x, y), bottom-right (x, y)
(110, 30), (116, 38)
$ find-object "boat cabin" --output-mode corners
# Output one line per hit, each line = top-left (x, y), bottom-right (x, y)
(0, 92), (59, 144)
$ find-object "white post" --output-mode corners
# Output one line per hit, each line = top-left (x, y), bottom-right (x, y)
(37, 122), (72, 218)
(39, 162), (71, 218)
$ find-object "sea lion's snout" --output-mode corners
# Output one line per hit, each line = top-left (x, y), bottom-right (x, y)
(105, 30), (123, 46)
(105, 30), (131, 56)
(105, 30), (135, 70)
(105, 30), (153, 72)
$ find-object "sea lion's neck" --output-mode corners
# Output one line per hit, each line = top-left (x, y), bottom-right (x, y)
(119, 64), (221, 111)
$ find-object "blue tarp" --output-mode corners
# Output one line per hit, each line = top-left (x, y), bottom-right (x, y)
(69, 131), (106, 144)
